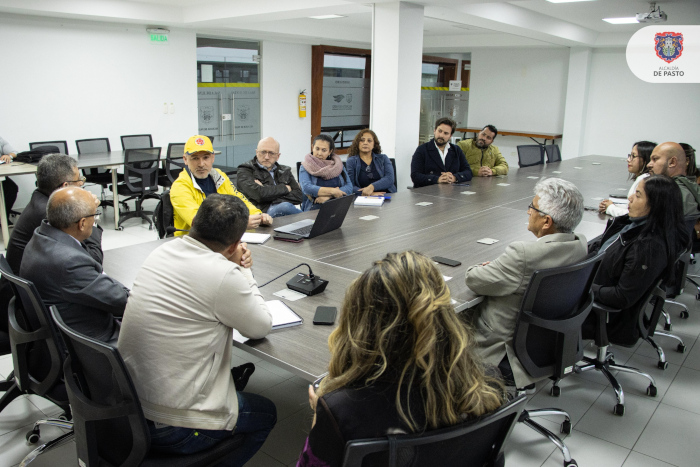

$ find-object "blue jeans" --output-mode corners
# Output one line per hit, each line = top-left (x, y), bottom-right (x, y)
(267, 202), (302, 218)
(148, 392), (277, 466)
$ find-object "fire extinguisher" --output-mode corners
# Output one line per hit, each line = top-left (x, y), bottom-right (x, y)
(298, 90), (307, 118)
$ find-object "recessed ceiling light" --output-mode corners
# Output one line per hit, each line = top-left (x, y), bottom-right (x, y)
(547, 0), (596, 3)
(603, 17), (639, 24)
(309, 15), (346, 20)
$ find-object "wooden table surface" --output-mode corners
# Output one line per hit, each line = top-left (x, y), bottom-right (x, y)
(103, 155), (625, 381)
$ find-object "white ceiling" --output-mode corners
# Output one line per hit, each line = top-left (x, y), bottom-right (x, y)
(0, 0), (697, 49)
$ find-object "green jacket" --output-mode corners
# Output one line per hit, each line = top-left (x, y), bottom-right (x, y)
(458, 138), (509, 176)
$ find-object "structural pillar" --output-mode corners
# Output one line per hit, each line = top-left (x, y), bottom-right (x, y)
(370, 2), (424, 191)
(561, 47), (592, 159)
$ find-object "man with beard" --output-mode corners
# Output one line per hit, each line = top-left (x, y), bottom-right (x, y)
(410, 117), (472, 188)
(458, 125), (509, 177)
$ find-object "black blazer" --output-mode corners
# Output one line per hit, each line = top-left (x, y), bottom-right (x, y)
(236, 158), (303, 213)
(410, 140), (473, 188)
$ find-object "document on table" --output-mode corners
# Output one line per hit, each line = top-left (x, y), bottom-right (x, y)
(242, 233), (271, 244)
(354, 196), (384, 206)
(267, 300), (303, 329)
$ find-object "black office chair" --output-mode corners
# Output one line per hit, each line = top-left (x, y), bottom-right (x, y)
(545, 145), (562, 163)
(76, 138), (128, 212)
(29, 140), (69, 155)
(296, 161), (302, 180)
(517, 145), (545, 168)
(153, 190), (174, 239)
(509, 252), (603, 467)
(340, 394), (527, 467)
(121, 134), (153, 150)
(113, 148), (162, 230)
(158, 143), (186, 187)
(0, 255), (72, 444)
(49, 306), (246, 467)
(576, 280), (665, 416)
(389, 157), (398, 189)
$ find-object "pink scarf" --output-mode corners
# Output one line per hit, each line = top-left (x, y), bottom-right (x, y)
(302, 153), (344, 180)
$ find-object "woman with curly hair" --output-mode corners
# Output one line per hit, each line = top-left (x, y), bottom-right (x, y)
(345, 129), (397, 196)
(297, 251), (504, 467)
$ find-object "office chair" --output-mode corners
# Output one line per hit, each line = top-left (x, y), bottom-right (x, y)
(0, 255), (73, 445)
(29, 140), (69, 155)
(576, 280), (665, 416)
(341, 394), (527, 467)
(120, 134), (153, 150)
(390, 157), (397, 189)
(113, 148), (162, 230)
(158, 143), (186, 187)
(297, 161), (302, 180)
(517, 145), (545, 168)
(49, 306), (246, 467)
(509, 252), (603, 467)
(545, 144), (562, 163)
(76, 138), (128, 212)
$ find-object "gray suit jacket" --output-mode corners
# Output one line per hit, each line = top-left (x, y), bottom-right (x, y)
(465, 232), (588, 387)
(20, 220), (128, 342)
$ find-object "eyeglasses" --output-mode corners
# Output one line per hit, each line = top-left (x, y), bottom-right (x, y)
(75, 210), (101, 223)
(67, 176), (87, 185)
(257, 150), (279, 158)
(627, 154), (641, 160)
(528, 203), (549, 217)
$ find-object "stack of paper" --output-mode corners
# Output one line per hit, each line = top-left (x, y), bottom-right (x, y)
(354, 196), (384, 207)
(241, 233), (271, 244)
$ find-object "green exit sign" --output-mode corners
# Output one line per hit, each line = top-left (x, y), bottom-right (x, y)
(150, 34), (168, 43)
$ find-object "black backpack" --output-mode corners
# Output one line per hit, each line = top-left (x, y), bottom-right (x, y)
(14, 145), (61, 163)
(153, 190), (174, 239)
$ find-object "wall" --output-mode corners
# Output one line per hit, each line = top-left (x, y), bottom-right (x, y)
(583, 48), (700, 157)
(0, 15), (198, 206)
(260, 41), (312, 168)
(466, 47), (570, 166)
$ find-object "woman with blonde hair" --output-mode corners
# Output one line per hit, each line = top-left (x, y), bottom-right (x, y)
(297, 251), (504, 467)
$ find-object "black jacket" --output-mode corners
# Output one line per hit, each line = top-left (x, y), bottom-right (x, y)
(236, 158), (303, 213)
(410, 140), (472, 188)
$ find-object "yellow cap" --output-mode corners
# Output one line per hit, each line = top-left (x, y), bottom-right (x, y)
(184, 135), (214, 155)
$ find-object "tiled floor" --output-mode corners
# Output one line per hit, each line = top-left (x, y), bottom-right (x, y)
(2, 199), (700, 466)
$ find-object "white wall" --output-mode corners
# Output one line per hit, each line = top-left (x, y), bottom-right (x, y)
(0, 15), (198, 205)
(260, 41), (312, 170)
(583, 48), (700, 157)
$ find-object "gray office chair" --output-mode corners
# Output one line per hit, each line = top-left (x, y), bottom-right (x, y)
(120, 134), (153, 150)
(76, 138), (128, 212)
(545, 145), (562, 163)
(158, 143), (186, 187)
(517, 145), (544, 168)
(113, 148), (162, 229)
(29, 140), (69, 155)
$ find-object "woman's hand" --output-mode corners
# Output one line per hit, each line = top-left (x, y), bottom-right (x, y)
(332, 188), (346, 198)
(314, 196), (331, 204)
(360, 184), (375, 196)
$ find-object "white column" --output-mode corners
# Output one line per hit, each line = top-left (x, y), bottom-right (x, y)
(561, 47), (592, 159)
(370, 2), (424, 191)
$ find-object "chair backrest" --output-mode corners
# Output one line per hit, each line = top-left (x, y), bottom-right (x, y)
(153, 190), (174, 239)
(341, 395), (527, 467)
(165, 143), (186, 183)
(513, 252), (604, 380)
(389, 157), (397, 189)
(123, 148), (162, 195)
(545, 144), (561, 163)
(29, 140), (68, 155)
(50, 305), (150, 467)
(0, 255), (65, 397)
(76, 138), (112, 177)
(297, 161), (302, 180)
(517, 145), (544, 168)
(121, 134), (153, 150)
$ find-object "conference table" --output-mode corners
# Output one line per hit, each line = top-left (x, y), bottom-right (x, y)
(103, 155), (628, 383)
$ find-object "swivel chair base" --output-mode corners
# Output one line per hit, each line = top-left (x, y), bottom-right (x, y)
(576, 345), (657, 416)
(517, 403), (577, 467)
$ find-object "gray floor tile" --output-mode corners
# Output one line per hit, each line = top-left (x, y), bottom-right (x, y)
(256, 358), (297, 379)
(246, 450), (286, 467)
(259, 379), (311, 422)
(245, 366), (288, 395)
(681, 336), (700, 371)
(661, 366), (700, 415)
(635, 403), (700, 467)
(504, 417), (558, 467)
(0, 354), (13, 380)
(21, 436), (76, 467)
(0, 396), (47, 437)
(575, 392), (659, 449)
(260, 409), (311, 465)
(527, 374), (606, 425)
(635, 331), (695, 366)
(541, 428), (630, 467)
(231, 345), (263, 364)
(611, 353), (680, 400)
(25, 395), (65, 418)
(622, 451), (677, 467)
(0, 422), (69, 467)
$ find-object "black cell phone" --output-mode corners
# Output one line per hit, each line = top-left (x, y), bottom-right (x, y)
(313, 306), (337, 325)
(432, 256), (462, 267)
(274, 233), (303, 243)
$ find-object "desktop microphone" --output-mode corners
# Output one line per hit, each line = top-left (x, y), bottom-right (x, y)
(259, 263), (328, 296)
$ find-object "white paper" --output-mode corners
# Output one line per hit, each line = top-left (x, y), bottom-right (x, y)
(477, 238), (499, 245)
(443, 275), (452, 282)
(359, 215), (379, 221)
(497, 183), (510, 186)
(552, 171), (562, 174)
(354, 196), (384, 207)
(591, 162), (601, 165)
(241, 233), (270, 244)
(590, 197), (604, 201)
(232, 329), (249, 344)
(273, 289), (306, 301)
(527, 176), (539, 179)
(616, 187), (627, 191)
(574, 167), (582, 169)
(415, 202), (433, 206)
(461, 191), (476, 195)
(266, 299), (303, 327)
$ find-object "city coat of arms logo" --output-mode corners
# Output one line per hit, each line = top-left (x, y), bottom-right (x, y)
(654, 32), (683, 63)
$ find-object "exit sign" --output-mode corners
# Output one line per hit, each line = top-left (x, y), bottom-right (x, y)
(150, 34), (168, 43)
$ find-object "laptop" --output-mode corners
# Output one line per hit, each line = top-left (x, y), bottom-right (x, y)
(274, 195), (355, 238)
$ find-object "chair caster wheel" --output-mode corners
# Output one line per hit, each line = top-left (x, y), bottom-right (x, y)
(613, 404), (625, 416)
(680, 310), (690, 319)
(58, 414), (70, 421)
(148, 225), (153, 230)
(664, 323), (672, 331)
(118, 226), (124, 231)
(564, 460), (578, 467)
(678, 343), (687, 353)
(550, 385), (561, 397)
(26, 430), (40, 444)
(561, 419), (572, 435)
(646, 385), (657, 397)
(658, 361), (668, 370)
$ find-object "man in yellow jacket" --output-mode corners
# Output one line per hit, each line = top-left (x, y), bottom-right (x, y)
(458, 125), (509, 177)
(171, 135), (272, 235)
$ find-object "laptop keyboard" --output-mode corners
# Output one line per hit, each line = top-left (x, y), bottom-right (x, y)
(290, 224), (313, 236)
